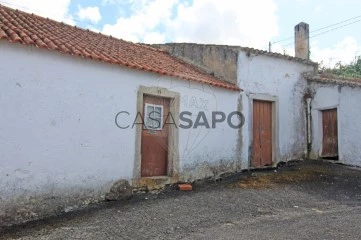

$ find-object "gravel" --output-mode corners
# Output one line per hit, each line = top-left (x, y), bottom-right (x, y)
(1, 160), (361, 240)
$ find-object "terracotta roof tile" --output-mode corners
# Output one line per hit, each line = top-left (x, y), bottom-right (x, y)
(0, 4), (240, 91)
(0, 27), (8, 39)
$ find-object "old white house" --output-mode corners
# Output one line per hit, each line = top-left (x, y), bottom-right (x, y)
(1, 4), (361, 228)
(154, 23), (317, 169)
(155, 22), (361, 171)
(306, 74), (361, 165)
(0, 5), (240, 227)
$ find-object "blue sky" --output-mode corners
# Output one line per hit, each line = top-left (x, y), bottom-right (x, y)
(2, 0), (361, 67)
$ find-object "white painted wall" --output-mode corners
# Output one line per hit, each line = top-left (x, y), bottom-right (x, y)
(309, 82), (361, 166)
(237, 51), (314, 167)
(0, 42), (239, 224)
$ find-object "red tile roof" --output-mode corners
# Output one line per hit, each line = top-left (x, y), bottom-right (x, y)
(0, 5), (240, 91)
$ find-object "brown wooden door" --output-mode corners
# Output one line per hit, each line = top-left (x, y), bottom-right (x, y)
(252, 100), (273, 167)
(321, 109), (338, 158)
(141, 95), (169, 177)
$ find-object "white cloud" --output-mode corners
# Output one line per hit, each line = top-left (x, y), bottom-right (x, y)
(1, 0), (73, 24)
(102, 0), (279, 48)
(102, 0), (178, 42)
(77, 5), (102, 24)
(271, 37), (361, 67)
(272, 43), (294, 56)
(311, 37), (361, 67)
(143, 32), (166, 44)
(167, 0), (279, 48)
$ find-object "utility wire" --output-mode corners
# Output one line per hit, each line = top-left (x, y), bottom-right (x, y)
(272, 14), (361, 44)
(282, 19), (361, 47)
(311, 15), (361, 34)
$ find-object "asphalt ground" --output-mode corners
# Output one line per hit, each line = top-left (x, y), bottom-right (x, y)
(1, 160), (361, 240)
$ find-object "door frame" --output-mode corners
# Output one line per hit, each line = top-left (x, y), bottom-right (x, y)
(134, 86), (180, 180)
(248, 94), (279, 168)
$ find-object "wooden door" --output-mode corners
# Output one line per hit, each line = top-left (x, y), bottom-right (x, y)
(141, 95), (170, 177)
(252, 100), (273, 167)
(321, 109), (338, 158)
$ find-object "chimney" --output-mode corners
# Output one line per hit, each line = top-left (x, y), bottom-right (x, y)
(294, 22), (309, 59)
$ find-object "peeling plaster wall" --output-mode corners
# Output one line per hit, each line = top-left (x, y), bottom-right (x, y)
(308, 82), (361, 166)
(238, 51), (315, 167)
(0, 42), (239, 227)
(177, 86), (240, 182)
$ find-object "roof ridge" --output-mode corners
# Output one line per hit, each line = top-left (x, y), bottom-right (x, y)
(305, 72), (361, 81)
(168, 52), (229, 81)
(305, 73), (361, 88)
(156, 42), (318, 66)
(0, 3), (169, 54)
(0, 4), (240, 91)
(134, 42), (170, 53)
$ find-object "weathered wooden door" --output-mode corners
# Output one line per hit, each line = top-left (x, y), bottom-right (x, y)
(141, 95), (169, 177)
(321, 109), (338, 158)
(252, 100), (273, 167)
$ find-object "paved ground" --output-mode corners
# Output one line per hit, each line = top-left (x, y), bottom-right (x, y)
(1, 160), (361, 240)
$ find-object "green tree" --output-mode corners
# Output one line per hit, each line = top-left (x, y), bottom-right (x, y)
(331, 57), (361, 78)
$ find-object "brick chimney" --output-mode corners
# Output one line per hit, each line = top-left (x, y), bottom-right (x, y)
(294, 22), (309, 59)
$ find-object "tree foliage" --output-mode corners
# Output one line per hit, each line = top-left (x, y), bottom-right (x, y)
(320, 57), (361, 78)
